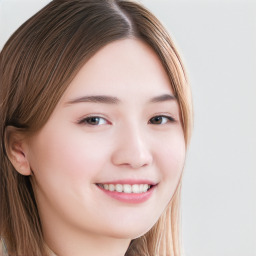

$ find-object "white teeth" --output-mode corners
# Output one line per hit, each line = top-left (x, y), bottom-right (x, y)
(123, 184), (132, 193)
(99, 183), (152, 193)
(143, 184), (149, 192)
(116, 184), (123, 192)
(108, 184), (115, 191)
(132, 184), (140, 193)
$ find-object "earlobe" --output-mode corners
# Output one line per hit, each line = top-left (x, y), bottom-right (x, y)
(4, 126), (32, 176)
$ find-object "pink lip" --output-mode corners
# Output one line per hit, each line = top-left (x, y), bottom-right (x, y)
(96, 182), (156, 204)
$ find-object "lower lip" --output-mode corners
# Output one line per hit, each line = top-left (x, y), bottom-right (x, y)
(97, 185), (155, 204)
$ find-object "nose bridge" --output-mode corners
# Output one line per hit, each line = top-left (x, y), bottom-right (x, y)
(111, 120), (153, 169)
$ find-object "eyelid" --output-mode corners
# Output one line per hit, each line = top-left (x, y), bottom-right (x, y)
(160, 114), (176, 122)
(77, 115), (111, 125)
(148, 114), (177, 124)
(76, 113), (177, 126)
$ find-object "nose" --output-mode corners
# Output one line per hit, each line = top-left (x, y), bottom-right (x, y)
(111, 124), (153, 169)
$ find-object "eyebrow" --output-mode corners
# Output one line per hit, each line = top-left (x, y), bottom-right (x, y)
(66, 95), (120, 105)
(65, 94), (176, 105)
(149, 94), (176, 103)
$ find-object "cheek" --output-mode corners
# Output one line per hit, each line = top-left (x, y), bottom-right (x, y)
(28, 126), (110, 192)
(157, 132), (186, 190)
(27, 126), (113, 225)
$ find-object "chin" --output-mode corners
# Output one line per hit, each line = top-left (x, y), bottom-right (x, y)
(102, 218), (158, 240)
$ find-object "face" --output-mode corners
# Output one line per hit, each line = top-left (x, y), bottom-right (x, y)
(27, 39), (186, 241)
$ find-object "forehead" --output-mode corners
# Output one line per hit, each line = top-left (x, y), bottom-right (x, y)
(60, 38), (174, 104)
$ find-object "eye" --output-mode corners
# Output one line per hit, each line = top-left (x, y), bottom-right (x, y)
(149, 115), (175, 125)
(78, 116), (108, 126)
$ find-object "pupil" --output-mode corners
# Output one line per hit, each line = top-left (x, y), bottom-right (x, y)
(153, 117), (162, 124)
(90, 117), (99, 124)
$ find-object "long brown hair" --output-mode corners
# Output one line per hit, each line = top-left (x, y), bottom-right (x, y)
(0, 0), (193, 255)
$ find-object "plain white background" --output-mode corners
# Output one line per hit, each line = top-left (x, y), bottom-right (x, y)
(0, 1), (255, 256)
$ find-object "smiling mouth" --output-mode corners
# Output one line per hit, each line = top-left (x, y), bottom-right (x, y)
(97, 184), (153, 193)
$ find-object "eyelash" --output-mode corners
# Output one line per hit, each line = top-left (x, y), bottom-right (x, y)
(148, 115), (176, 125)
(78, 114), (176, 126)
(78, 116), (109, 126)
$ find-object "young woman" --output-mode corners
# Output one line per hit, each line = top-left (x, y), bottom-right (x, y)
(0, 0), (193, 255)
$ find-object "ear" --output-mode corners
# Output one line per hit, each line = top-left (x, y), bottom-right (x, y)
(4, 126), (32, 176)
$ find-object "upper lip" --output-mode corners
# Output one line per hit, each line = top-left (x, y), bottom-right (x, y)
(96, 179), (157, 186)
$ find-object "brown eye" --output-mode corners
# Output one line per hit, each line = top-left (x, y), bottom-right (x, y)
(149, 116), (175, 125)
(79, 116), (108, 125)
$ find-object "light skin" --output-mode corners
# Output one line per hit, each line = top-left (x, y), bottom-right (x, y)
(8, 38), (186, 256)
